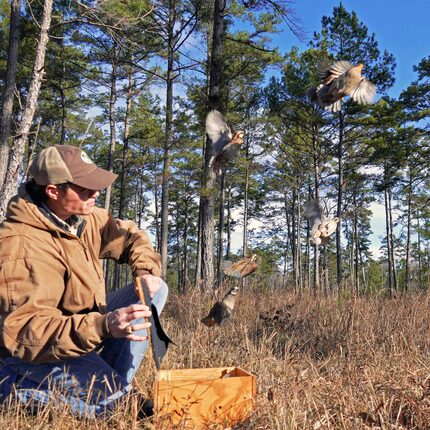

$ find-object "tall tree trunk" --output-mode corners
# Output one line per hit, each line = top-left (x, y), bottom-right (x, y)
(118, 65), (134, 220)
(388, 188), (398, 292)
(174, 204), (182, 290)
(243, 131), (250, 257)
(137, 173), (144, 227)
(195, 18), (213, 289)
(200, 0), (225, 291)
(305, 219), (310, 291)
(323, 247), (329, 294)
(153, 158), (161, 251)
(160, 0), (176, 279)
(195, 200), (202, 287)
(59, 37), (66, 145)
(216, 171), (225, 289)
(103, 49), (118, 290)
(336, 111), (344, 285)
(384, 187), (392, 296)
(353, 196), (359, 295)
(312, 140), (321, 292)
(0, 0), (21, 190)
(104, 48), (117, 213)
(226, 187), (232, 259)
(182, 199), (189, 294)
(296, 185), (303, 291)
(0, 0), (53, 222)
(416, 209), (421, 285)
(284, 192), (292, 289)
(241, 136), (251, 293)
(114, 65), (134, 289)
(405, 174), (413, 291)
(286, 187), (300, 293)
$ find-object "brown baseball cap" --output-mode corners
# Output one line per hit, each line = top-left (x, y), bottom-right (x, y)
(30, 144), (117, 190)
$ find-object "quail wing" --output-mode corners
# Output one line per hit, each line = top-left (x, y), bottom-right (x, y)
(350, 79), (376, 105)
(306, 200), (326, 245)
(212, 137), (243, 174)
(223, 255), (258, 278)
(305, 199), (325, 230)
(205, 110), (233, 155)
(318, 60), (353, 84)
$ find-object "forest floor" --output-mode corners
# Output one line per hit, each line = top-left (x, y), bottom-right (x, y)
(2, 286), (430, 429)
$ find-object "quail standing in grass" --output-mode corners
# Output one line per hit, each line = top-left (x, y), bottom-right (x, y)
(205, 110), (244, 175)
(201, 286), (240, 327)
(306, 199), (339, 246)
(307, 60), (376, 112)
(201, 255), (259, 327)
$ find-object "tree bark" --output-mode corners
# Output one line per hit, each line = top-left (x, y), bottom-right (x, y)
(384, 186), (392, 296)
(182, 198), (189, 294)
(200, 0), (225, 291)
(0, 0), (53, 222)
(296, 185), (303, 291)
(118, 65), (134, 220)
(154, 162), (161, 252)
(59, 37), (66, 145)
(216, 171), (225, 289)
(336, 111), (344, 286)
(242, 131), (250, 257)
(388, 188), (398, 292)
(353, 196), (359, 295)
(291, 187), (298, 291)
(160, 0), (176, 279)
(312, 135), (321, 292)
(114, 64), (134, 289)
(103, 46), (118, 290)
(0, 0), (21, 190)
(104, 46), (117, 213)
(226, 187), (232, 259)
(194, 200), (202, 287)
(405, 173), (413, 291)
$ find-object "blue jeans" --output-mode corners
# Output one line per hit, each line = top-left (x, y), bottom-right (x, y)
(0, 281), (168, 417)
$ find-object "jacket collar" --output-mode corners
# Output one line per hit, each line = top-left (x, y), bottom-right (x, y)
(38, 202), (83, 236)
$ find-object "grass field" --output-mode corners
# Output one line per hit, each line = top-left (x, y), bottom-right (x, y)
(2, 286), (430, 429)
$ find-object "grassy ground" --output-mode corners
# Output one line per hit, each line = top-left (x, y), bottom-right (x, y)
(2, 286), (430, 429)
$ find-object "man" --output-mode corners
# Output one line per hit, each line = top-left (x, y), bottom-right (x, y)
(0, 144), (168, 418)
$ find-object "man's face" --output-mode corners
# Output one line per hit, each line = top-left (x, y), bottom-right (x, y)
(46, 183), (100, 220)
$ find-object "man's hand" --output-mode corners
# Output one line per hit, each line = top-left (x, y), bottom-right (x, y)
(140, 274), (163, 299)
(107, 304), (151, 340)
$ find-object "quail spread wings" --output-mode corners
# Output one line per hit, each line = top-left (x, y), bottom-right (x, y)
(223, 254), (258, 278)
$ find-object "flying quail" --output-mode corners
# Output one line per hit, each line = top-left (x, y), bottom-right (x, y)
(223, 254), (259, 278)
(307, 60), (376, 112)
(306, 199), (339, 245)
(205, 110), (244, 174)
(201, 286), (239, 327)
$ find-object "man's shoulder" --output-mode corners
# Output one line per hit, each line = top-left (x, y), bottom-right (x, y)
(87, 206), (109, 220)
(0, 221), (31, 261)
(83, 206), (112, 229)
(0, 218), (28, 238)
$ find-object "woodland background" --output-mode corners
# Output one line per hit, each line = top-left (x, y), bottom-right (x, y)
(0, 0), (429, 297)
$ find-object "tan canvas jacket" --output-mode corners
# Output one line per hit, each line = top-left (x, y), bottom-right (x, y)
(0, 184), (161, 363)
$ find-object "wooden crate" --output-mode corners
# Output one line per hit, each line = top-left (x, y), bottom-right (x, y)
(154, 367), (257, 428)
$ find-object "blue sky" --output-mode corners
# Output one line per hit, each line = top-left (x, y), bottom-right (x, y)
(227, 1), (425, 258)
(270, 0), (429, 98)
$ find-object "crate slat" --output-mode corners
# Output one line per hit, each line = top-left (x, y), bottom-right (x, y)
(154, 367), (256, 428)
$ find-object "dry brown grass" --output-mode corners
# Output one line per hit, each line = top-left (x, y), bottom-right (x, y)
(3, 287), (430, 429)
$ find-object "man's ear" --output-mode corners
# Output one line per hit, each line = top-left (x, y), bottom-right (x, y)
(45, 184), (60, 200)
